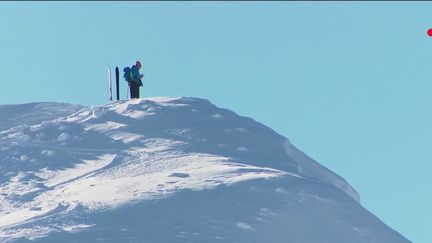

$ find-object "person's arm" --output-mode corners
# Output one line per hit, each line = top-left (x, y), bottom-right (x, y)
(136, 69), (144, 79)
(131, 66), (143, 81)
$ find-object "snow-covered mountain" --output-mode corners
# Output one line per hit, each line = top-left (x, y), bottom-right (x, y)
(0, 97), (410, 242)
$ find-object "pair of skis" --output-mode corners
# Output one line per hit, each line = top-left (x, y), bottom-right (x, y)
(107, 66), (120, 101)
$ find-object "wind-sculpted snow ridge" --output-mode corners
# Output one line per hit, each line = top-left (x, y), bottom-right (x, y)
(0, 97), (410, 242)
(0, 102), (84, 132)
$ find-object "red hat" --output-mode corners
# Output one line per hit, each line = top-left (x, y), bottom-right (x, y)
(136, 60), (142, 66)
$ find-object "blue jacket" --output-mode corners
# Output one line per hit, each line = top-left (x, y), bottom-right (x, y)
(130, 65), (143, 86)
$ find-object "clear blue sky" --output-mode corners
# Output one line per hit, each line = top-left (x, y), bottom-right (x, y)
(0, 2), (430, 242)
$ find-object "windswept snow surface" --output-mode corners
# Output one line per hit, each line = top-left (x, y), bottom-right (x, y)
(0, 97), (410, 242)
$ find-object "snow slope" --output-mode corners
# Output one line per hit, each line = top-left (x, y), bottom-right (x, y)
(0, 97), (410, 242)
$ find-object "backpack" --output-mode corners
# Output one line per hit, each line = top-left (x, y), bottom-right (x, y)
(123, 67), (132, 82)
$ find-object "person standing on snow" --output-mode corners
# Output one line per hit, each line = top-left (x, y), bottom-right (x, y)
(127, 60), (144, 99)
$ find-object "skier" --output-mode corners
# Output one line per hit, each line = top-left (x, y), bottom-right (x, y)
(126, 61), (144, 99)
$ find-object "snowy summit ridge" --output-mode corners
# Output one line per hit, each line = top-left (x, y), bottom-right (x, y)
(0, 97), (409, 242)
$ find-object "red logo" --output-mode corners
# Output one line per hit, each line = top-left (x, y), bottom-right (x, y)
(428, 28), (432, 37)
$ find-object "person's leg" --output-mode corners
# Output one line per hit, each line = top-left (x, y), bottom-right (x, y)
(129, 83), (135, 99)
(130, 83), (139, 99)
